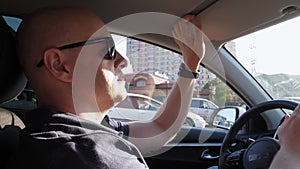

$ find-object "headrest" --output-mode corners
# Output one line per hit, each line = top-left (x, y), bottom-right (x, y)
(0, 107), (25, 129)
(0, 16), (27, 103)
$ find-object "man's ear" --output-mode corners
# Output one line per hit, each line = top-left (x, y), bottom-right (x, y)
(43, 48), (72, 82)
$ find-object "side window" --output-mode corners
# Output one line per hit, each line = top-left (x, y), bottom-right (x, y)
(3, 28), (245, 130)
(202, 101), (208, 109)
(2, 16), (22, 31)
(136, 80), (146, 87)
(191, 100), (199, 108)
(207, 101), (218, 109)
(116, 97), (135, 109)
(111, 35), (246, 129)
(149, 101), (160, 111)
(148, 105), (158, 111)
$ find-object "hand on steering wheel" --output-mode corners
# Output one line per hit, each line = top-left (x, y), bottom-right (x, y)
(219, 100), (298, 169)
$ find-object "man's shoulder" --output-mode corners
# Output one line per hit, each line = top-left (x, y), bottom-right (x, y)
(10, 120), (148, 169)
(47, 131), (148, 169)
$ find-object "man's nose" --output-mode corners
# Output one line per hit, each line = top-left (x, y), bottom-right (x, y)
(114, 51), (128, 69)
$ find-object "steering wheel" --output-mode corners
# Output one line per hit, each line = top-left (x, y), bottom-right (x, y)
(219, 100), (298, 169)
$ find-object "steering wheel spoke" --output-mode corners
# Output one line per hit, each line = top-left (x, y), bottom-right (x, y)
(223, 149), (245, 169)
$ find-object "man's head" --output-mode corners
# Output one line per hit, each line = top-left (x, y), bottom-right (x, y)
(17, 7), (128, 115)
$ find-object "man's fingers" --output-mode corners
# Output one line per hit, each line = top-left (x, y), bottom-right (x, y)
(191, 17), (202, 29)
(172, 18), (194, 44)
(280, 104), (300, 128)
(182, 15), (195, 22)
(292, 104), (300, 116)
(172, 14), (204, 59)
(182, 14), (202, 29)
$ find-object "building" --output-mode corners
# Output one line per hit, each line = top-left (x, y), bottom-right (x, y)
(126, 38), (215, 98)
(127, 38), (181, 81)
(124, 72), (172, 102)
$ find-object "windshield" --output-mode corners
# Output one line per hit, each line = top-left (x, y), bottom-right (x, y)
(225, 15), (300, 102)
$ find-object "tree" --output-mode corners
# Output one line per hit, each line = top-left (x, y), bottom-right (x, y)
(214, 83), (231, 106)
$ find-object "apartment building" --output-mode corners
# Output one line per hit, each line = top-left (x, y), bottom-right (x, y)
(126, 38), (215, 86)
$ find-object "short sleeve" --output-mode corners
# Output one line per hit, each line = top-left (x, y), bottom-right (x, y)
(101, 115), (130, 137)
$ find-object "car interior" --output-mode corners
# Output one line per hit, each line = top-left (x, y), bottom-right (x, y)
(0, 0), (300, 169)
(0, 15), (26, 169)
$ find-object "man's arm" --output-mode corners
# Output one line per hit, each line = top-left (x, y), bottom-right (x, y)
(127, 15), (205, 153)
(269, 105), (300, 169)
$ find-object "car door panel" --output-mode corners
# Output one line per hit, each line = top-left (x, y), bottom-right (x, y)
(145, 144), (220, 169)
(145, 127), (227, 169)
(145, 127), (276, 169)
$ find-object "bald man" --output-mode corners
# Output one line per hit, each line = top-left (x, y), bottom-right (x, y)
(9, 7), (204, 169)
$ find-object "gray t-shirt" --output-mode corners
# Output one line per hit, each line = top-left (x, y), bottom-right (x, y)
(6, 107), (148, 169)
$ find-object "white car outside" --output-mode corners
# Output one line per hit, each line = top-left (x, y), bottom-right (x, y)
(189, 98), (219, 121)
(108, 93), (206, 128)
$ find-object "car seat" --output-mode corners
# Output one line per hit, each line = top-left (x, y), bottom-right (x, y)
(0, 16), (27, 168)
(0, 108), (25, 129)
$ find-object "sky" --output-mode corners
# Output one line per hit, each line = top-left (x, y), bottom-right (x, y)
(233, 15), (300, 75)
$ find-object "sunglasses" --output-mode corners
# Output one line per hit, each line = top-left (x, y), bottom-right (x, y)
(36, 37), (116, 67)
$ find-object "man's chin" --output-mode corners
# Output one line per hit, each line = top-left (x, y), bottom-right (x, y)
(113, 96), (126, 107)
(113, 89), (127, 104)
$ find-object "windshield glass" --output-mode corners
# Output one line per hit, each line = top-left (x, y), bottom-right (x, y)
(225, 15), (300, 102)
